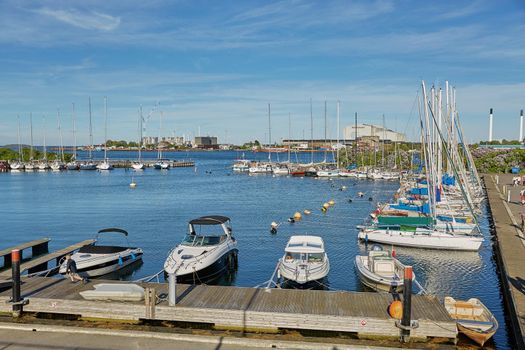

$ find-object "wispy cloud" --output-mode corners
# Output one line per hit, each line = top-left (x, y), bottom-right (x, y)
(36, 8), (120, 31)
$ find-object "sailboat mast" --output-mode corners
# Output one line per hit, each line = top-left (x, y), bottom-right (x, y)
(268, 103), (271, 162)
(42, 116), (47, 161)
(138, 105), (143, 162)
(57, 108), (64, 162)
(159, 110), (163, 159)
(324, 100), (327, 163)
(104, 96), (108, 160)
(30, 113), (34, 161)
(17, 115), (22, 161)
(88, 97), (93, 160)
(310, 98), (314, 164)
(72, 103), (77, 161)
(288, 112), (291, 163)
(382, 114), (385, 167)
(336, 101), (340, 169)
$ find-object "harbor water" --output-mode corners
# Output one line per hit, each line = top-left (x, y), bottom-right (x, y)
(0, 150), (511, 348)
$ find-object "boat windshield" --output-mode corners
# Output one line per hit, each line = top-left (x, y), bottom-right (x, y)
(181, 234), (226, 247)
(284, 252), (324, 262)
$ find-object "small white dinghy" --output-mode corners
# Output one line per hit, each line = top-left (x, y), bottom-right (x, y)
(444, 296), (498, 347)
(355, 245), (414, 292)
(80, 283), (145, 302)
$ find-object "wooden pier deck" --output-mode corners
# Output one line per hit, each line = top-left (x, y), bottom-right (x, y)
(0, 276), (457, 342)
(485, 174), (525, 348)
(0, 238), (50, 268)
(0, 239), (95, 279)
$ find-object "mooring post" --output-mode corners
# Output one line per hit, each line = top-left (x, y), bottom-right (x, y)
(495, 175), (499, 185)
(401, 266), (413, 342)
(508, 190), (511, 203)
(11, 249), (22, 318)
(168, 273), (176, 306)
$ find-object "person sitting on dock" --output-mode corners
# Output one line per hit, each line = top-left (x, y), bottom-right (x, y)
(65, 254), (87, 283)
(521, 189), (525, 206)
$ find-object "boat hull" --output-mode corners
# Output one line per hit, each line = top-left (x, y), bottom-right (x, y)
(60, 250), (143, 278)
(167, 249), (238, 284)
(358, 229), (483, 251)
(354, 256), (406, 292)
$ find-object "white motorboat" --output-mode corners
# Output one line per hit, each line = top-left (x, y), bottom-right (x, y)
(339, 169), (356, 177)
(233, 159), (251, 172)
(317, 169), (340, 177)
(10, 161), (24, 171)
(25, 162), (36, 171)
(355, 171), (368, 179)
(66, 161), (79, 170)
(97, 160), (113, 170)
(164, 216), (238, 283)
(249, 163), (273, 173)
(37, 161), (49, 171)
(444, 296), (498, 346)
(355, 245), (414, 292)
(358, 227), (483, 251)
(59, 228), (143, 277)
(278, 235), (330, 288)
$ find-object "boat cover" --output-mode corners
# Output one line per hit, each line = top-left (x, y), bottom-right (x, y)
(79, 283), (144, 301)
(189, 215), (230, 225)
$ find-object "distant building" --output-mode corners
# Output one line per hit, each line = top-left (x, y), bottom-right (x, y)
(343, 124), (406, 142)
(194, 136), (218, 149)
(142, 136), (158, 145)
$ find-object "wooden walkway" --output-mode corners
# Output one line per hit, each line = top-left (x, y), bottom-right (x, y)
(0, 238), (50, 268)
(0, 239), (95, 278)
(0, 276), (457, 342)
(485, 174), (525, 348)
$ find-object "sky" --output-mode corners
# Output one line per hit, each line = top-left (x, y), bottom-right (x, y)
(0, 0), (524, 146)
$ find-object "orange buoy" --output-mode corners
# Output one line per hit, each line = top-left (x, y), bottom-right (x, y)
(388, 300), (403, 319)
(294, 212), (302, 220)
(328, 199), (335, 206)
(323, 202), (330, 209)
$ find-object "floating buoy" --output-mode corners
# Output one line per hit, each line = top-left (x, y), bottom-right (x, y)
(348, 199), (353, 203)
(270, 221), (279, 234)
(388, 300), (403, 319)
(293, 212), (302, 220)
(323, 202), (330, 209)
(328, 199), (335, 206)
(129, 181), (137, 188)
(358, 192), (364, 197)
(303, 209), (312, 215)
(287, 217), (295, 223)
(342, 185), (347, 190)
(368, 197), (373, 201)
(321, 206), (327, 213)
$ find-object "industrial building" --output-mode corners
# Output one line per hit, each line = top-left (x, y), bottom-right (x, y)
(342, 124), (406, 143)
(194, 136), (218, 149)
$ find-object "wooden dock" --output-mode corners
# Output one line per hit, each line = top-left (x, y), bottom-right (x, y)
(0, 239), (95, 279)
(0, 238), (50, 269)
(93, 160), (195, 168)
(485, 174), (525, 348)
(0, 276), (457, 342)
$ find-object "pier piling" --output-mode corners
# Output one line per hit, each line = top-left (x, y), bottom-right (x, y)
(11, 249), (21, 318)
(168, 273), (176, 306)
(401, 266), (413, 342)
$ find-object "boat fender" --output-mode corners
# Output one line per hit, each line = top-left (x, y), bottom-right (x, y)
(118, 256), (123, 266)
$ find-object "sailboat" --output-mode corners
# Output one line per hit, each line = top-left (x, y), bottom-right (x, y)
(67, 103), (80, 170)
(132, 106), (145, 170)
(80, 98), (97, 170)
(37, 116), (50, 171)
(10, 116), (24, 170)
(97, 97), (113, 170)
(24, 113), (36, 171)
(154, 111), (170, 170)
(50, 108), (66, 171)
(249, 103), (273, 174)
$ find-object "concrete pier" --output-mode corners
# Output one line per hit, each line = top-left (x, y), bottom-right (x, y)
(485, 173), (525, 349)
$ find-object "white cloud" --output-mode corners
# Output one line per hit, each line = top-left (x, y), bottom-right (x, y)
(36, 8), (120, 31)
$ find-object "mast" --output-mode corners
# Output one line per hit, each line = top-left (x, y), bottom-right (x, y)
(354, 112), (358, 165)
(324, 100), (327, 163)
(336, 101), (340, 169)
(29, 113), (34, 161)
(17, 115), (22, 162)
(88, 97), (93, 160)
(288, 112), (291, 163)
(268, 103), (271, 163)
(72, 103), (77, 161)
(382, 114), (385, 167)
(104, 96), (108, 161)
(138, 105), (143, 162)
(158, 110), (163, 160)
(310, 98), (314, 164)
(57, 108), (64, 162)
(42, 116), (47, 161)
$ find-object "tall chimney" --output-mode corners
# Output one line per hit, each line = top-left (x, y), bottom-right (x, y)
(489, 108), (493, 142)
(519, 109), (523, 143)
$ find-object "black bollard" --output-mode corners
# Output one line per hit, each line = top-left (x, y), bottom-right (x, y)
(11, 249), (21, 317)
(401, 266), (413, 342)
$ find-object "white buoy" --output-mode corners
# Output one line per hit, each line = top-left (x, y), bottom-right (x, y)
(130, 177), (137, 188)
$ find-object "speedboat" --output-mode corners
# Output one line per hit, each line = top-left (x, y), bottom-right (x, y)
(355, 245), (414, 292)
(317, 169), (340, 177)
(278, 235), (329, 288)
(444, 296), (498, 346)
(154, 159), (170, 169)
(164, 216), (238, 283)
(232, 159), (251, 172)
(58, 228), (143, 277)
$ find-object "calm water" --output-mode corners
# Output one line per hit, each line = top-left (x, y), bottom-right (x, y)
(0, 151), (511, 348)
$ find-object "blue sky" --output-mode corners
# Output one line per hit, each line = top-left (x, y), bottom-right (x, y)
(0, 0), (524, 145)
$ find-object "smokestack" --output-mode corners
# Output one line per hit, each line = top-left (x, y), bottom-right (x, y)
(489, 108), (493, 142)
(519, 109), (523, 143)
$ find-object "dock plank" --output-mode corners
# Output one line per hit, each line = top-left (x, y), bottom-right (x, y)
(0, 239), (95, 278)
(0, 238), (50, 258)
